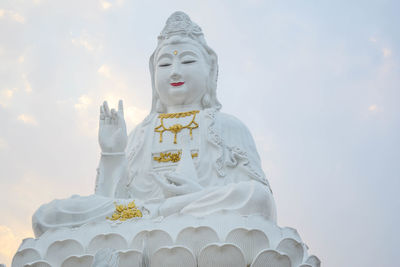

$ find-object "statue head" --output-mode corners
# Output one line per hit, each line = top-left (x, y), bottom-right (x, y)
(149, 11), (221, 113)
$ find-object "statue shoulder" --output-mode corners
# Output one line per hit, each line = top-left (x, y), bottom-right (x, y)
(216, 111), (260, 155)
(216, 112), (253, 137)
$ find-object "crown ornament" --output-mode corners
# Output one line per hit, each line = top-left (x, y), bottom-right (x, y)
(158, 11), (204, 42)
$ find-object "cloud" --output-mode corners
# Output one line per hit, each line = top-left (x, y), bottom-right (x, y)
(17, 114), (38, 126)
(72, 37), (94, 52)
(369, 37), (377, 43)
(0, 9), (25, 23)
(368, 104), (383, 113)
(32, 0), (44, 5)
(0, 81), (31, 109)
(0, 88), (16, 108)
(0, 225), (21, 265)
(73, 95), (98, 137)
(98, 64), (111, 78)
(74, 94), (92, 110)
(383, 48), (392, 58)
(1, 89), (14, 98)
(0, 137), (7, 150)
(99, 0), (125, 11)
(70, 31), (103, 53)
(125, 106), (149, 126)
(22, 74), (32, 93)
(100, 0), (112, 10)
(368, 104), (378, 112)
(11, 12), (25, 23)
(368, 37), (393, 59)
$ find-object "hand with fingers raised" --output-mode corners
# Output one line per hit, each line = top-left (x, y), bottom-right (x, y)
(99, 100), (127, 154)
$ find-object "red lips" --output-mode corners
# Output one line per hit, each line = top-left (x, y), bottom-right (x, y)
(170, 82), (185, 87)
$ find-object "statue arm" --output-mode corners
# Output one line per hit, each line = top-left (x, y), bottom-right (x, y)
(95, 153), (128, 197)
(95, 100), (129, 197)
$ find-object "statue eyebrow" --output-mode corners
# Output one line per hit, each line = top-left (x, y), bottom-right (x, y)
(179, 51), (198, 58)
(157, 53), (173, 62)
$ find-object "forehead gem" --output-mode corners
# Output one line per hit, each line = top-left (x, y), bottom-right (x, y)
(173, 50), (178, 55)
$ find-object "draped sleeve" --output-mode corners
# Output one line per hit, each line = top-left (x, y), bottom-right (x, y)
(217, 112), (271, 189)
(114, 113), (163, 200)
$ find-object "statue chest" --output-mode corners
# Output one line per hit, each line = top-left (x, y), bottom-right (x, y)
(151, 111), (202, 172)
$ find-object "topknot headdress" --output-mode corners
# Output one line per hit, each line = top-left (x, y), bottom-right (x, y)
(157, 11), (206, 45)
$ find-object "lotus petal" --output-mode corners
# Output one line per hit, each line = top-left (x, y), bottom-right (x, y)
(45, 239), (84, 266)
(61, 255), (93, 267)
(92, 248), (118, 266)
(276, 238), (304, 266)
(151, 246), (196, 267)
(87, 233), (128, 253)
(117, 249), (142, 267)
(12, 248), (41, 267)
(176, 226), (219, 257)
(306, 255), (321, 267)
(281, 227), (301, 242)
(19, 238), (36, 251)
(251, 249), (291, 267)
(198, 243), (246, 267)
(24, 261), (51, 267)
(130, 230), (173, 256)
(226, 228), (269, 265)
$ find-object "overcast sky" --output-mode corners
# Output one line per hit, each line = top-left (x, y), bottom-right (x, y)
(0, 0), (399, 266)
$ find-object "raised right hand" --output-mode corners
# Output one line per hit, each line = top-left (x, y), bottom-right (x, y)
(99, 100), (127, 153)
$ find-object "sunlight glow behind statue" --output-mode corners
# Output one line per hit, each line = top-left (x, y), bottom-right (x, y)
(12, 11), (320, 267)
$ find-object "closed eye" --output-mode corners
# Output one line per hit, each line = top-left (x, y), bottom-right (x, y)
(182, 60), (196, 64)
(159, 63), (171, 67)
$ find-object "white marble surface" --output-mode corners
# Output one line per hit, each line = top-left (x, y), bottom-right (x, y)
(12, 11), (318, 267)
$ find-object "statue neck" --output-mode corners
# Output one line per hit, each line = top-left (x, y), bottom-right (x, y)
(166, 103), (202, 113)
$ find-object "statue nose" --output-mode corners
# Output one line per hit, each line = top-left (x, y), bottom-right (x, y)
(170, 62), (182, 80)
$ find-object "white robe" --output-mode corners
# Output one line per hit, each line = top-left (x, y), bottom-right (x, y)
(33, 109), (276, 237)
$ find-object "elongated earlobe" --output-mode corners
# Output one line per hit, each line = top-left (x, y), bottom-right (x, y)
(156, 99), (165, 113)
(202, 93), (211, 108)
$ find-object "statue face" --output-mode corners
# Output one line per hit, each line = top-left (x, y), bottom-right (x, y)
(154, 42), (209, 109)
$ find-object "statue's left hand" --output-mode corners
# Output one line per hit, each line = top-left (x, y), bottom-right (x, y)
(150, 172), (203, 196)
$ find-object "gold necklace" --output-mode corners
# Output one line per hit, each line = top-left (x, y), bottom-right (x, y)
(154, 110), (199, 144)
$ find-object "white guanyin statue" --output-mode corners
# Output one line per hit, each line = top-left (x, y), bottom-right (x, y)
(12, 12), (320, 267)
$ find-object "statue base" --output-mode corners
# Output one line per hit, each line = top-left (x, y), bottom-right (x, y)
(12, 212), (320, 267)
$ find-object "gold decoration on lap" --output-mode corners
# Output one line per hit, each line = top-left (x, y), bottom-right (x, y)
(154, 110), (199, 144)
(106, 201), (142, 221)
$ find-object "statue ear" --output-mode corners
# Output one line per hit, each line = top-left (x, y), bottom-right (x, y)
(202, 93), (211, 108)
(205, 52), (218, 108)
(207, 53), (218, 98)
(209, 54), (218, 84)
(156, 99), (165, 113)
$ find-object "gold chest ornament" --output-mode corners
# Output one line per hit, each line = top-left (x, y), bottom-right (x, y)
(154, 110), (199, 144)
